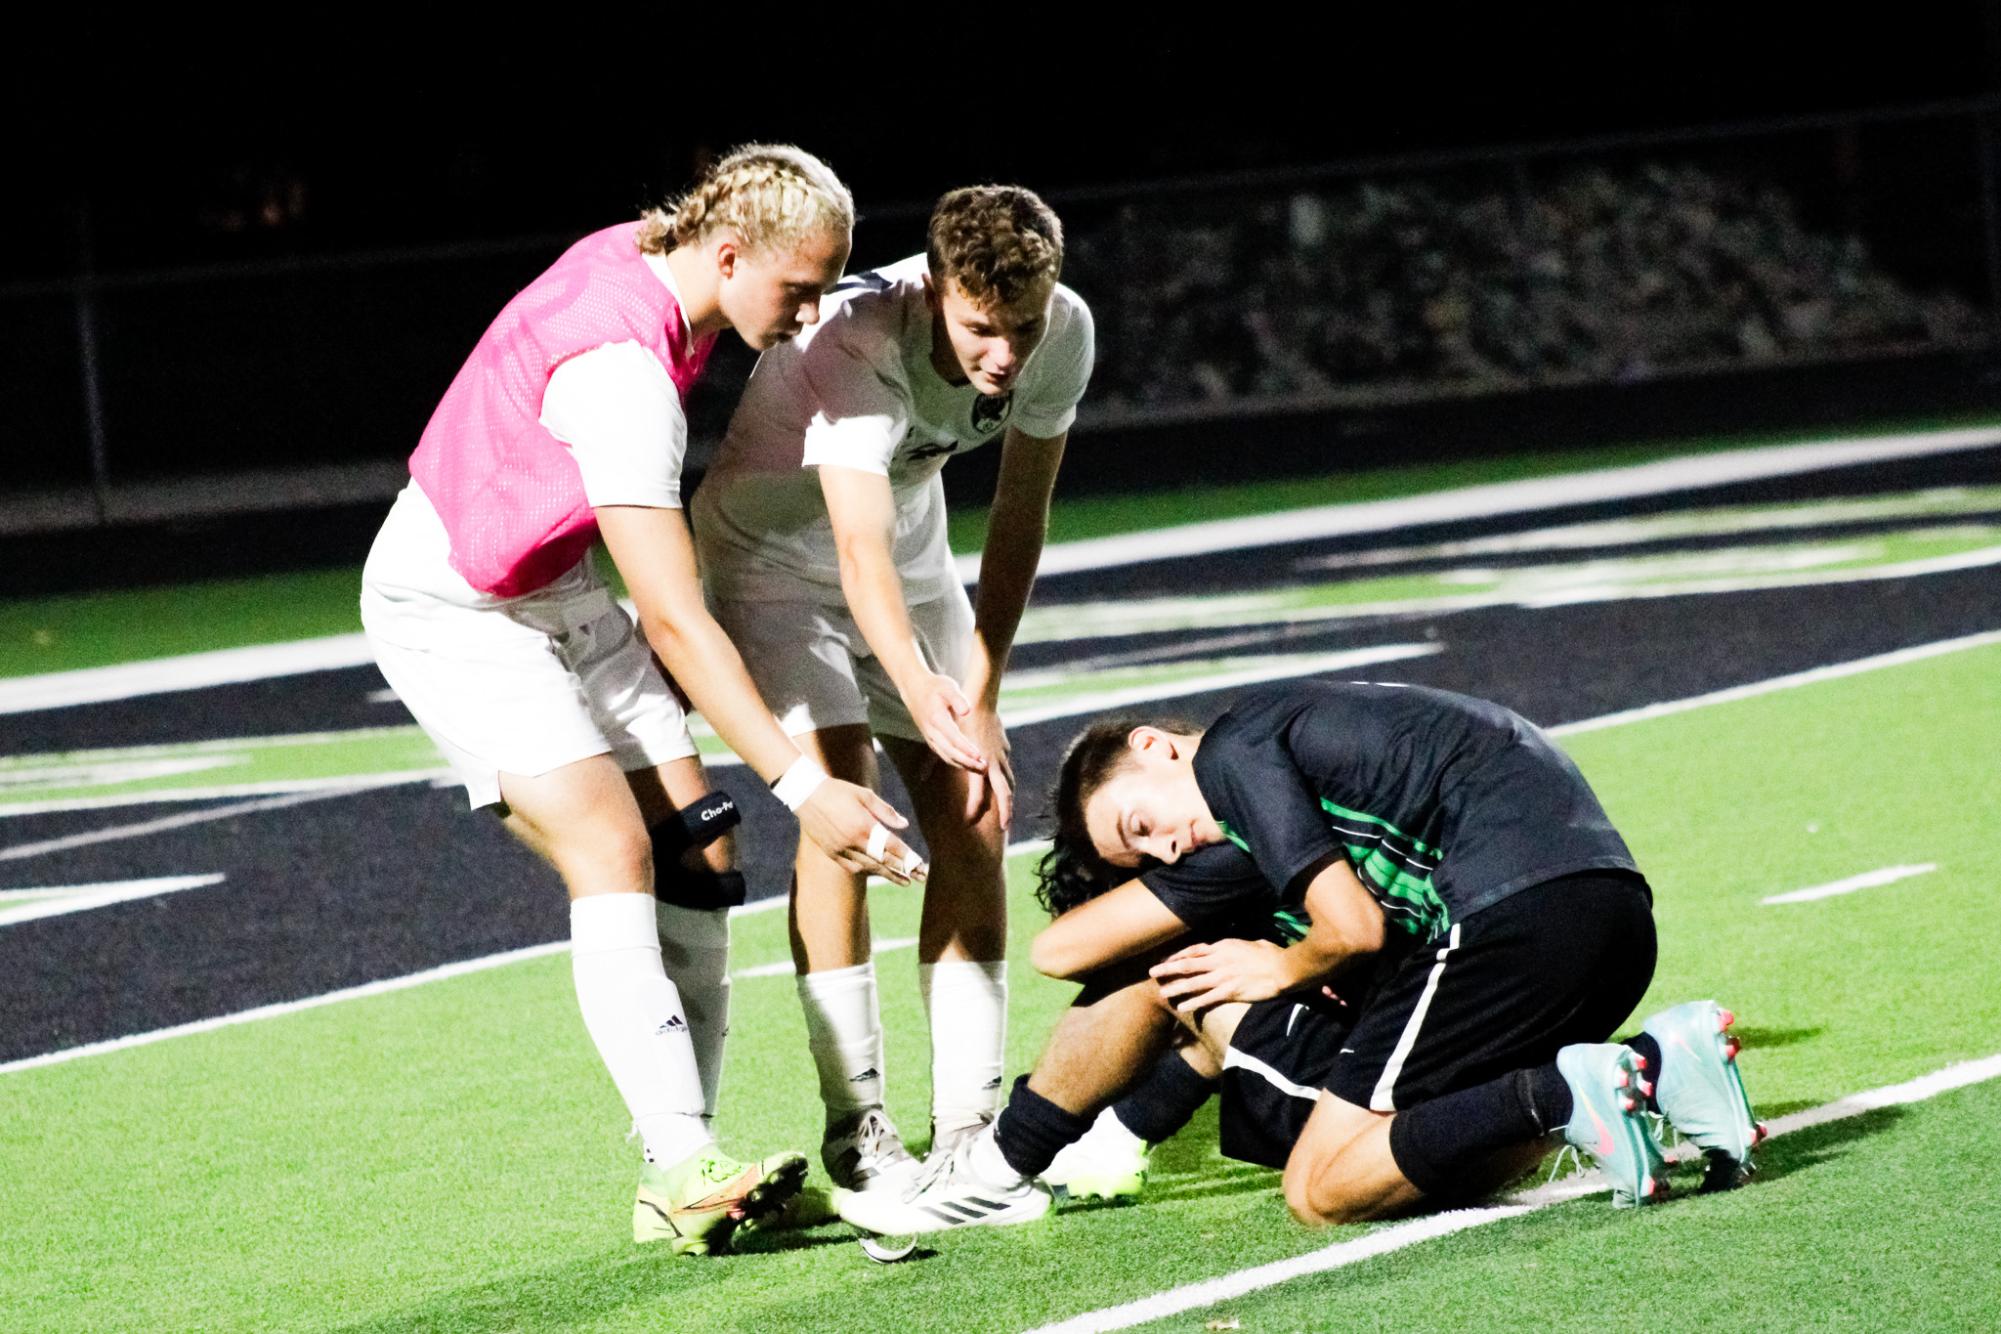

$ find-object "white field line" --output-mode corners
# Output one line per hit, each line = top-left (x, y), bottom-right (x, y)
(3, 627), (1995, 1075)
(1547, 629), (2001, 737)
(1027, 1052), (2001, 1334)
(1002, 644), (1441, 728)
(0, 770), (448, 818)
(0, 874), (225, 927)
(0, 651), (1431, 819)
(1293, 488), (2001, 571)
(1019, 541), (2001, 644)
(7, 427), (1995, 716)
(0, 786), (404, 862)
(0, 633), (376, 715)
(0, 841), (1051, 1074)
(966, 426), (2001, 581)
(1762, 863), (1939, 906)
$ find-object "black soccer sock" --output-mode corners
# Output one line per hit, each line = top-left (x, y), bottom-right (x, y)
(993, 1075), (1097, 1180)
(1625, 1032), (1665, 1114)
(1112, 1048), (1218, 1144)
(1387, 1065), (1572, 1200)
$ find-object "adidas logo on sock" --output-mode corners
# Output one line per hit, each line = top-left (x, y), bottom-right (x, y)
(656, 1015), (688, 1034)
(850, 1067), (881, 1083)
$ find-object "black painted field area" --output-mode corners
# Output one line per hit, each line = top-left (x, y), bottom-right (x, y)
(3, 444), (1997, 1063)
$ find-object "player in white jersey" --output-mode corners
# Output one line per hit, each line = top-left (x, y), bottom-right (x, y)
(360, 147), (925, 1256)
(694, 186), (1093, 1187)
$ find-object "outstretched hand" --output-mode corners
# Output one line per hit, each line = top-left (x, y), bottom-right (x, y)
(907, 671), (988, 774)
(796, 779), (928, 885)
(960, 707), (1014, 829)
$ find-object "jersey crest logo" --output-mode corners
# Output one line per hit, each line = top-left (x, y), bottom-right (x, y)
(970, 392), (1013, 436)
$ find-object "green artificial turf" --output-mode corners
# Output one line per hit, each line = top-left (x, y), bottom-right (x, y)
(1143, 1080), (2001, 1333)
(3, 639), (1998, 1332)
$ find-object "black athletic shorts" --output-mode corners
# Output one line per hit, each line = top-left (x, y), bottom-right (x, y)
(1219, 871), (1654, 1168)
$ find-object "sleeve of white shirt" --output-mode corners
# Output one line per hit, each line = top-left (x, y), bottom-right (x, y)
(795, 315), (910, 477)
(1011, 292), (1096, 439)
(540, 341), (689, 508)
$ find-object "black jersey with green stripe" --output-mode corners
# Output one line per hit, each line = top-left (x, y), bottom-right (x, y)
(1141, 845), (1313, 946)
(1177, 681), (1637, 944)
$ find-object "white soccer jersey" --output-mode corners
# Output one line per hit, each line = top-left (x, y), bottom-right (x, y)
(693, 253), (1094, 604)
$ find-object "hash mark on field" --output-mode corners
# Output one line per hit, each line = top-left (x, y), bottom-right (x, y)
(0, 874), (226, 926)
(1028, 1052), (2001, 1334)
(1762, 863), (1939, 905)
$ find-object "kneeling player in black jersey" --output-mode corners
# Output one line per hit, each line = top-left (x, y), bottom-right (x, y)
(835, 682), (1763, 1237)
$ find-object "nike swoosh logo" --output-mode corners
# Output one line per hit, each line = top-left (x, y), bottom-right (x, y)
(1586, 1105), (1616, 1159)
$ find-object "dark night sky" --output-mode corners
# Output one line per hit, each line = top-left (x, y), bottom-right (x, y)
(9, 10), (1996, 279)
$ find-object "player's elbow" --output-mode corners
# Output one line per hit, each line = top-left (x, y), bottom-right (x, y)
(1029, 928), (1095, 981)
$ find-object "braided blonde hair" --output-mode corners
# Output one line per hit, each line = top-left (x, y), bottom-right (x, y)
(636, 144), (854, 256)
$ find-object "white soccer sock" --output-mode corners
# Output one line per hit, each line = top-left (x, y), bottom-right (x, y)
(569, 893), (711, 1169)
(920, 959), (1008, 1139)
(969, 1121), (1025, 1187)
(655, 900), (732, 1126)
(1098, 1104), (1149, 1149)
(797, 961), (885, 1122)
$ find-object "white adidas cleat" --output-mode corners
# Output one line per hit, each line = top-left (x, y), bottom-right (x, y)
(822, 1107), (920, 1194)
(835, 1130), (1052, 1237)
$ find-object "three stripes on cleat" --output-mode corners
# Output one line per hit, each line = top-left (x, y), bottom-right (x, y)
(918, 1195), (1018, 1226)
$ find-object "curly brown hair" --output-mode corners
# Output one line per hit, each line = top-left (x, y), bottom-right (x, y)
(926, 185), (1064, 307)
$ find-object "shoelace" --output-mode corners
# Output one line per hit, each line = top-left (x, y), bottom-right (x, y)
(696, 1151), (744, 1185)
(906, 1137), (972, 1200)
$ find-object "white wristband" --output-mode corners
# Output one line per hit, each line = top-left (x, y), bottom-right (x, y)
(772, 755), (830, 812)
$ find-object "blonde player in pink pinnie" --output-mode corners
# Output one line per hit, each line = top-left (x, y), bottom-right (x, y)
(360, 146), (924, 1257)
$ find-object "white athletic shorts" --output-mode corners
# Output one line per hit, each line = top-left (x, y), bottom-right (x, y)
(361, 580), (698, 811)
(710, 583), (976, 742)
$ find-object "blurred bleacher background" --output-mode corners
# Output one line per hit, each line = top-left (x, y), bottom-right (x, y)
(6, 13), (1999, 589)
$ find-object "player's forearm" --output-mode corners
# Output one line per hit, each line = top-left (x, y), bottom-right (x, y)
(964, 496), (1049, 706)
(1288, 861), (1389, 985)
(637, 607), (803, 783)
(834, 534), (930, 692)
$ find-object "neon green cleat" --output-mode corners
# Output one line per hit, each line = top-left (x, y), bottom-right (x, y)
(632, 1147), (809, 1255)
(1556, 1043), (1668, 1208)
(1042, 1107), (1152, 1202)
(742, 1181), (840, 1234)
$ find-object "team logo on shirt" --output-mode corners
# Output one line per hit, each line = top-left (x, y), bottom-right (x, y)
(970, 392), (1014, 435)
(907, 438), (960, 462)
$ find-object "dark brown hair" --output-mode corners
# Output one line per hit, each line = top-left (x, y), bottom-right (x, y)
(1035, 715), (1202, 917)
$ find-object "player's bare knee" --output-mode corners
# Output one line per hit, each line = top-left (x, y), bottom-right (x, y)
(1282, 1161), (1338, 1227)
(1283, 1157), (1370, 1227)
(602, 827), (655, 887)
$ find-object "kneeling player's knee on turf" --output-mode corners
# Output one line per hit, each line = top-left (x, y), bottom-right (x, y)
(1282, 1158), (1340, 1226)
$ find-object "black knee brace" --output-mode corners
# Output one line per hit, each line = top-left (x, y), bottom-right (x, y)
(649, 792), (746, 910)
(654, 861), (747, 910)
(649, 790), (741, 861)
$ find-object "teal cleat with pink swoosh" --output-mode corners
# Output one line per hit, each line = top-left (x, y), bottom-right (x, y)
(1556, 1042), (1668, 1208)
(1643, 1000), (1766, 1190)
